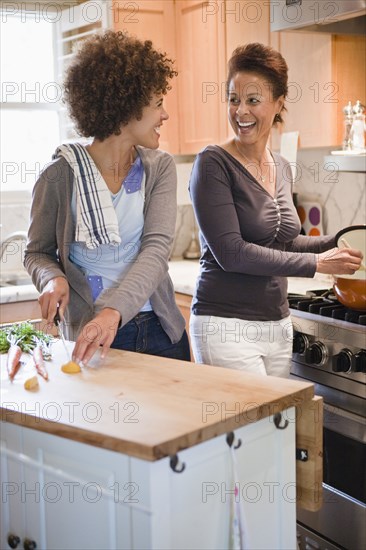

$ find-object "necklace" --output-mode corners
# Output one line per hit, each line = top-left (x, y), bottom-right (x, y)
(234, 141), (267, 183)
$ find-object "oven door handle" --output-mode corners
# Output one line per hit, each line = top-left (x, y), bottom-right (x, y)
(323, 403), (366, 444)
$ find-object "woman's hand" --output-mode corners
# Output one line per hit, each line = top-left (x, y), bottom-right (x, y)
(316, 247), (363, 275)
(72, 308), (121, 365)
(38, 276), (70, 323)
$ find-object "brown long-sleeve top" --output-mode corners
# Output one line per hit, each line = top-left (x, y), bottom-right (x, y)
(189, 145), (335, 321)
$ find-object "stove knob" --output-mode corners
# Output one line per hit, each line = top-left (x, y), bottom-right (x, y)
(332, 348), (354, 373)
(292, 332), (309, 354)
(305, 342), (328, 365)
(355, 350), (366, 373)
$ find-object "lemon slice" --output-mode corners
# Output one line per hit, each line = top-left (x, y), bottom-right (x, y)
(61, 361), (81, 374)
(24, 375), (39, 391)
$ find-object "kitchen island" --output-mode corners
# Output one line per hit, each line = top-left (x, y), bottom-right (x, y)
(0, 341), (321, 550)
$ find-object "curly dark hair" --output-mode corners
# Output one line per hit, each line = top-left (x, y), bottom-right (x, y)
(63, 30), (177, 140)
(226, 43), (288, 124)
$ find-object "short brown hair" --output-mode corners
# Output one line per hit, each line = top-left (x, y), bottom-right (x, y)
(226, 43), (288, 123)
(63, 30), (177, 140)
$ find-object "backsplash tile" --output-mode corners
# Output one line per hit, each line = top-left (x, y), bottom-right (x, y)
(294, 147), (365, 235)
(0, 190), (32, 244)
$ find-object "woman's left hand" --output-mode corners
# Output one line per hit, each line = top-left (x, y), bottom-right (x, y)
(72, 308), (121, 365)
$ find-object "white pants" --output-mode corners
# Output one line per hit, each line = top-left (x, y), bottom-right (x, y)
(189, 314), (293, 378)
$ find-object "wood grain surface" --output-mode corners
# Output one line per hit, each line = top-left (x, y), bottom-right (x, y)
(296, 396), (323, 511)
(1, 340), (314, 461)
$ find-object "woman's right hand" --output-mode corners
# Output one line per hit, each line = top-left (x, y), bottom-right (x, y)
(316, 247), (363, 275)
(38, 276), (70, 323)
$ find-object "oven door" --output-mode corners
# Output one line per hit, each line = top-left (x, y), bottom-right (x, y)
(297, 402), (366, 550)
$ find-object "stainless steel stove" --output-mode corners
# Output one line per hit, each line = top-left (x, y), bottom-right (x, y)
(289, 291), (366, 550)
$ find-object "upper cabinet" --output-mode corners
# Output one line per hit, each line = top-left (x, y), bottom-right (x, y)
(275, 32), (336, 148)
(114, 0), (269, 154)
(332, 34), (366, 146)
(113, 1), (364, 154)
(113, 0), (179, 152)
(114, 0), (227, 154)
(174, 0), (227, 153)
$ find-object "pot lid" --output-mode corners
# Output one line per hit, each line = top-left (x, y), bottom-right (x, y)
(335, 225), (366, 280)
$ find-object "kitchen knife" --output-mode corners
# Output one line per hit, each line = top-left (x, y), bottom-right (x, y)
(54, 309), (72, 361)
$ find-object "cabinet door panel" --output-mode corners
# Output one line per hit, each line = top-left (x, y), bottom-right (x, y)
(131, 437), (232, 550)
(22, 428), (132, 550)
(279, 32), (335, 147)
(0, 423), (26, 549)
(0, 301), (42, 324)
(225, 0), (270, 57)
(233, 410), (296, 549)
(332, 35), (366, 146)
(113, 0), (179, 153)
(175, 0), (227, 153)
(131, 409), (296, 549)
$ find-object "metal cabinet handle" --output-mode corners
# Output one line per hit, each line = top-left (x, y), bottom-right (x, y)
(23, 539), (37, 550)
(7, 534), (21, 549)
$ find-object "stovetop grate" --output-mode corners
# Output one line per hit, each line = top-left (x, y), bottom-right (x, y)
(288, 289), (366, 326)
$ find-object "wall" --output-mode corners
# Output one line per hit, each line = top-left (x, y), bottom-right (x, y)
(294, 147), (365, 236)
(173, 160), (196, 259)
(0, 151), (364, 264)
(173, 148), (366, 257)
(0, 191), (32, 241)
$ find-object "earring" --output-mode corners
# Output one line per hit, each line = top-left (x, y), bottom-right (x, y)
(274, 113), (282, 123)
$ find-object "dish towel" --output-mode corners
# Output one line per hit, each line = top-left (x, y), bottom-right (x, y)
(229, 446), (246, 549)
(54, 143), (121, 249)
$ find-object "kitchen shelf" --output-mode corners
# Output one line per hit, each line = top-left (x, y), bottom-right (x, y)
(324, 154), (366, 173)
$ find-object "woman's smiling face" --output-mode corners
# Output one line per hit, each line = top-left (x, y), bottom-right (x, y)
(227, 72), (284, 147)
(126, 93), (169, 149)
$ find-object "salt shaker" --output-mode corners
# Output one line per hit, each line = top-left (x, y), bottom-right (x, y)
(351, 100), (365, 152)
(342, 101), (353, 151)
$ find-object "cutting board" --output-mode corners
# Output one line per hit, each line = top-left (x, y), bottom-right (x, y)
(1, 340), (315, 461)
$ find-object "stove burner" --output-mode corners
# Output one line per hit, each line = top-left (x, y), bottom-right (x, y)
(288, 289), (366, 325)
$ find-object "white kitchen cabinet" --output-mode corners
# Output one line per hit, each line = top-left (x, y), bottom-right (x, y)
(1, 409), (295, 550)
(1, 343), (319, 549)
(132, 411), (296, 550)
(1, 423), (26, 549)
(1, 424), (132, 550)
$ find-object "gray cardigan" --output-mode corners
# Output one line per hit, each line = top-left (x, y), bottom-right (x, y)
(24, 146), (185, 342)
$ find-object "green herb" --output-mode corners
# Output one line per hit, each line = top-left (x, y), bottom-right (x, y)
(0, 330), (9, 354)
(0, 321), (54, 355)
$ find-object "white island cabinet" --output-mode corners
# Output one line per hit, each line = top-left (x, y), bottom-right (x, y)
(1, 344), (320, 550)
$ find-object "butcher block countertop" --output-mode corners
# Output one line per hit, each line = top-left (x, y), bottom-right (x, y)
(1, 340), (314, 461)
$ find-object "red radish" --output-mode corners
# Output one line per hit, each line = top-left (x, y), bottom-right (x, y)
(32, 345), (49, 381)
(7, 344), (23, 382)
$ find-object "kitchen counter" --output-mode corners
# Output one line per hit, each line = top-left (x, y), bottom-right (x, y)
(1, 329), (321, 549)
(169, 259), (333, 296)
(0, 283), (39, 304)
(324, 152), (366, 173)
(1, 340), (314, 461)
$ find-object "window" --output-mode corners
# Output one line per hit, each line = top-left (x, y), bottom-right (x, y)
(0, 10), (60, 191)
(0, 1), (109, 192)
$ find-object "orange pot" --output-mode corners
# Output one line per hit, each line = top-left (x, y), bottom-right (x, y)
(334, 225), (366, 311)
(333, 277), (366, 311)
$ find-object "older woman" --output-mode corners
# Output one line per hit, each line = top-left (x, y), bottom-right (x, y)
(25, 31), (190, 364)
(189, 43), (362, 377)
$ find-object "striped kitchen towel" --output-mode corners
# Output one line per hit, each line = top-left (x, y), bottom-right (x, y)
(54, 143), (121, 249)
